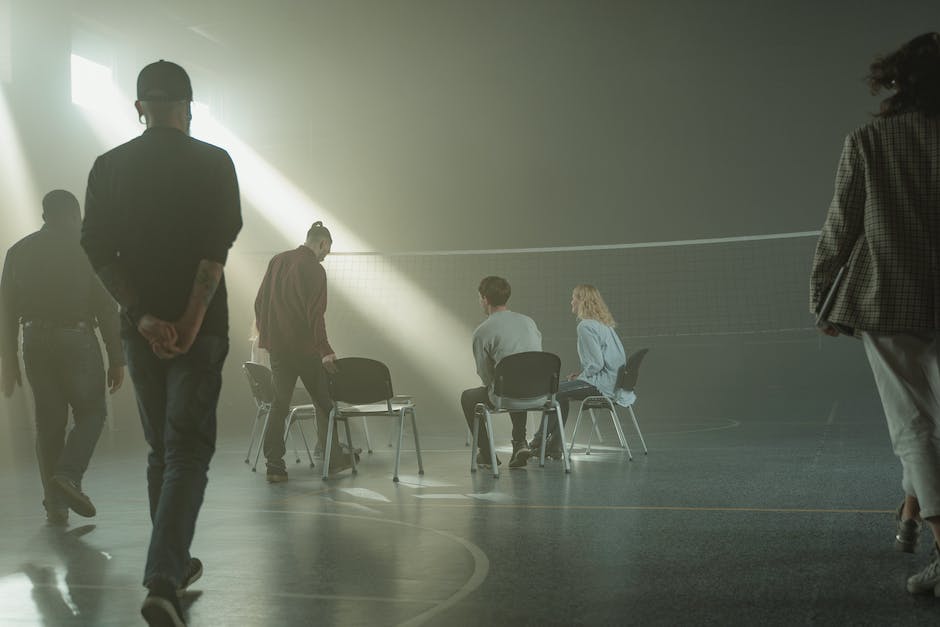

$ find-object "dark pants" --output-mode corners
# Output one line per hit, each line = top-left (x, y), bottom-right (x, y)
(22, 325), (107, 514)
(264, 350), (337, 472)
(536, 379), (601, 443)
(460, 386), (527, 455)
(124, 332), (228, 588)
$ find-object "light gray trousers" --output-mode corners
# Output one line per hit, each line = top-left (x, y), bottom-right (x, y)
(862, 331), (940, 519)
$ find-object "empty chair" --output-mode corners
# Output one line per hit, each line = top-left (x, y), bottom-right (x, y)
(323, 358), (423, 482)
(242, 362), (316, 471)
(568, 348), (649, 459)
(471, 351), (570, 477)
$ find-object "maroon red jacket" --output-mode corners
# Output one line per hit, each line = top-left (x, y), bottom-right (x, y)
(254, 246), (334, 357)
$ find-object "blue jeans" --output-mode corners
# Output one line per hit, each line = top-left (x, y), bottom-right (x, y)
(22, 325), (107, 513)
(124, 332), (228, 588)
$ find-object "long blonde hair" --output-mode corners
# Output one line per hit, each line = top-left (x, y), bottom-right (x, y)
(573, 284), (616, 327)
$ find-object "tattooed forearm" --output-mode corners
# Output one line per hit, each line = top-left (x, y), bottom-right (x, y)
(193, 260), (223, 307)
(95, 264), (139, 309)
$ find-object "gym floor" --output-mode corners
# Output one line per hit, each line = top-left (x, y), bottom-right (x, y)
(0, 398), (938, 626)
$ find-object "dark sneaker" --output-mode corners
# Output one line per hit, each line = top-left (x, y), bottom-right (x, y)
(545, 447), (565, 461)
(530, 433), (564, 459)
(528, 433), (544, 451)
(142, 579), (186, 626)
(475, 452), (502, 468)
(907, 547), (940, 596)
(896, 501), (922, 553)
(509, 441), (531, 469)
(266, 468), (288, 483)
(45, 506), (69, 527)
(52, 475), (96, 518)
(177, 557), (202, 595)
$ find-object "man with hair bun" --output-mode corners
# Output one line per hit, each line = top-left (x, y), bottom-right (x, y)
(254, 220), (357, 482)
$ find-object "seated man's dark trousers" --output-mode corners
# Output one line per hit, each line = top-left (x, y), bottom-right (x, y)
(22, 321), (108, 518)
(460, 386), (527, 455)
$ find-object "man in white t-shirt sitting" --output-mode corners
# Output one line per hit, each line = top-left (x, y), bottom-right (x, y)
(460, 276), (542, 469)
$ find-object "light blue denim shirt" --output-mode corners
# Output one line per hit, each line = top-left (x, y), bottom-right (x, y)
(576, 319), (636, 406)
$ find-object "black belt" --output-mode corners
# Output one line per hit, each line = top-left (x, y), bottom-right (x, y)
(23, 320), (93, 331)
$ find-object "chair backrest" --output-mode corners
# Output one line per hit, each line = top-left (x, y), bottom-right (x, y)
(615, 348), (649, 392)
(492, 351), (561, 400)
(328, 357), (394, 405)
(243, 362), (275, 405)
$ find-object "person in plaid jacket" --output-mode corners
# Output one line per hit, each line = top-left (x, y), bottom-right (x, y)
(810, 32), (940, 597)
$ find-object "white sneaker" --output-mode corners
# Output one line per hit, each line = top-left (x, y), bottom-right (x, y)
(906, 549), (940, 596)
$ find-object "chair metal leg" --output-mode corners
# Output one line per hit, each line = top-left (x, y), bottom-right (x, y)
(470, 409), (480, 473)
(629, 405), (648, 454)
(295, 417), (315, 468)
(607, 400), (628, 448)
(606, 402), (633, 460)
(343, 419), (358, 474)
(586, 409), (600, 455)
(568, 403), (586, 457)
(593, 416), (604, 443)
(252, 407), (272, 472)
(485, 410), (498, 478)
(284, 412), (301, 464)
(410, 408), (424, 475)
(539, 413), (549, 467)
(362, 417), (374, 454)
(245, 405), (265, 464)
(556, 406), (571, 473)
(322, 410), (336, 480)
(393, 410), (405, 482)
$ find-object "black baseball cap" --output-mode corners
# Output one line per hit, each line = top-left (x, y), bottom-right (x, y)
(136, 60), (193, 102)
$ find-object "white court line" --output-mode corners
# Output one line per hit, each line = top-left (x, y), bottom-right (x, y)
(201, 507), (490, 627)
(12, 580), (439, 606)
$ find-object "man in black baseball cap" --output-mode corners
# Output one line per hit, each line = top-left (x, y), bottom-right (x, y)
(134, 60), (194, 136)
(136, 59), (193, 102)
(82, 59), (241, 626)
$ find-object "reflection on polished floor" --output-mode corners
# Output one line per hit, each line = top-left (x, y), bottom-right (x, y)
(0, 403), (938, 626)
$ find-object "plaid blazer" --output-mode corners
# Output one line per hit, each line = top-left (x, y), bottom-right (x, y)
(810, 112), (940, 332)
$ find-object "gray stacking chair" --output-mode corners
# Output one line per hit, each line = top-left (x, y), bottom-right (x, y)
(322, 358), (423, 482)
(471, 351), (569, 478)
(568, 348), (649, 460)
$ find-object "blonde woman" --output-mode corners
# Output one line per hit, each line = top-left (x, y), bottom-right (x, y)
(530, 284), (634, 458)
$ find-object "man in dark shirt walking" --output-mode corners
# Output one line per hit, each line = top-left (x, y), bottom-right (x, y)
(0, 189), (124, 526)
(81, 60), (241, 626)
(254, 221), (354, 482)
